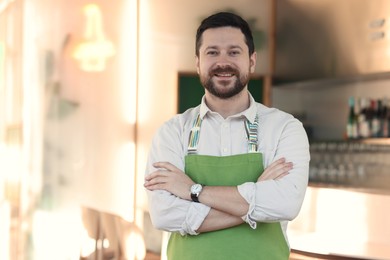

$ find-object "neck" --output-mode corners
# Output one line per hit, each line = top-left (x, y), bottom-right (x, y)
(204, 90), (250, 118)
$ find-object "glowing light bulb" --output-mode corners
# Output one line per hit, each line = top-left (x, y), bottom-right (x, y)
(73, 4), (115, 72)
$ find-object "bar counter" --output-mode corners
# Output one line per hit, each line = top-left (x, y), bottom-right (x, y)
(288, 186), (390, 260)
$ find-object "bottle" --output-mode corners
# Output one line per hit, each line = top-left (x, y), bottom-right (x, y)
(371, 99), (380, 138)
(381, 98), (390, 138)
(354, 97), (360, 137)
(383, 98), (390, 137)
(358, 98), (370, 138)
(378, 98), (387, 138)
(346, 97), (358, 139)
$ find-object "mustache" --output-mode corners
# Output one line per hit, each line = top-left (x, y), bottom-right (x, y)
(209, 66), (239, 75)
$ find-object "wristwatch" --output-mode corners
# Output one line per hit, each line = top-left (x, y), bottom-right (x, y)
(190, 184), (203, 203)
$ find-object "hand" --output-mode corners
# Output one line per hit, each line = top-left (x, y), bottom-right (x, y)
(144, 162), (195, 200)
(257, 158), (293, 182)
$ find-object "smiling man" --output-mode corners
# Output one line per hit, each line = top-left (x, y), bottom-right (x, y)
(144, 12), (310, 260)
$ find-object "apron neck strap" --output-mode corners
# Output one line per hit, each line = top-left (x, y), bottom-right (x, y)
(245, 114), (259, 153)
(187, 114), (202, 154)
(187, 113), (259, 154)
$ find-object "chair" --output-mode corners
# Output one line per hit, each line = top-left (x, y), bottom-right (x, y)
(115, 214), (146, 260)
(81, 207), (146, 260)
(80, 206), (103, 260)
(100, 211), (121, 259)
(100, 211), (146, 260)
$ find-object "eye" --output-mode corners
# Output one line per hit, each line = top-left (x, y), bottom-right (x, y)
(229, 50), (241, 56)
(206, 50), (218, 56)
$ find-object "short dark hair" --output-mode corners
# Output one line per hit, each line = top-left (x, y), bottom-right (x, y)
(195, 12), (255, 57)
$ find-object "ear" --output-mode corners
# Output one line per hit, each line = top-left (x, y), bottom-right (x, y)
(250, 52), (257, 73)
(196, 56), (200, 74)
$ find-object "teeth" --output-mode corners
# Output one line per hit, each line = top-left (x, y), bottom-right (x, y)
(216, 73), (233, 77)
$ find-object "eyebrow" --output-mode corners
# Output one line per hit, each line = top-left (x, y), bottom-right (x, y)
(204, 45), (244, 51)
(229, 45), (244, 50)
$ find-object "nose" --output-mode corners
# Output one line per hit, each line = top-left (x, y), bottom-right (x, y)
(214, 52), (232, 67)
(215, 58), (232, 69)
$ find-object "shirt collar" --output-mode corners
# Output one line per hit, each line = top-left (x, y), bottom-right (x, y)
(199, 92), (258, 123)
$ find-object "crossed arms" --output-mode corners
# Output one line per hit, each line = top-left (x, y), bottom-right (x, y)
(145, 158), (293, 233)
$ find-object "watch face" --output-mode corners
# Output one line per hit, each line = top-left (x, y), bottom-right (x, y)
(191, 184), (202, 194)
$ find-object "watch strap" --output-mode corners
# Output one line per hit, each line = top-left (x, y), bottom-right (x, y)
(191, 192), (200, 203)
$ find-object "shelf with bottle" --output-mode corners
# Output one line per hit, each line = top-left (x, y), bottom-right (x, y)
(308, 140), (390, 194)
(346, 96), (390, 140)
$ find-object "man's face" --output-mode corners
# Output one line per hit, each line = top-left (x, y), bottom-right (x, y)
(196, 27), (256, 99)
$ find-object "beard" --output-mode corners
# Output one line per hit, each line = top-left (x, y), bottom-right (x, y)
(200, 65), (250, 99)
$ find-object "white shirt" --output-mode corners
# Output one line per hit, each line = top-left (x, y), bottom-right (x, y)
(145, 93), (310, 239)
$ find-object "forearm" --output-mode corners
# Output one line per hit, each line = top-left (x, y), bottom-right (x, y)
(196, 208), (244, 233)
(238, 172), (309, 222)
(147, 190), (211, 235)
(198, 186), (249, 217)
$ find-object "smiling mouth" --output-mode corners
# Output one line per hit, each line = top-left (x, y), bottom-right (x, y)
(215, 73), (234, 77)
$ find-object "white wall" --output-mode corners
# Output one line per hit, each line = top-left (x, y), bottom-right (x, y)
(30, 0), (136, 217)
(22, 0), (138, 258)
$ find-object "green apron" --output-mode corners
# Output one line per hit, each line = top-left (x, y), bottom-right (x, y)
(167, 114), (289, 260)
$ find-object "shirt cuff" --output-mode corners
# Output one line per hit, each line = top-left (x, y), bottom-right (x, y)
(237, 182), (257, 229)
(180, 202), (211, 236)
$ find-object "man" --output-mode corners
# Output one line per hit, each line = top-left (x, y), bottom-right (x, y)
(144, 12), (310, 260)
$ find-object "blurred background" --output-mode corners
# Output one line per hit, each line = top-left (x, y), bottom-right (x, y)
(0, 0), (389, 259)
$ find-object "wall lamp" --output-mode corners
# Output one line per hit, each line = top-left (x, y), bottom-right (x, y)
(73, 4), (115, 72)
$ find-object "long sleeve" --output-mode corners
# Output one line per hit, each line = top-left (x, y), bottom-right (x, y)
(145, 113), (211, 235)
(237, 115), (310, 227)
(145, 95), (310, 235)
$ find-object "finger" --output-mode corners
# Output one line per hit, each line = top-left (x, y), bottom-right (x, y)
(145, 172), (159, 181)
(262, 162), (291, 177)
(144, 182), (165, 191)
(275, 172), (289, 180)
(274, 162), (293, 175)
(144, 175), (168, 187)
(153, 161), (180, 172)
(261, 161), (286, 176)
(145, 169), (169, 181)
(267, 158), (286, 168)
(258, 162), (293, 181)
